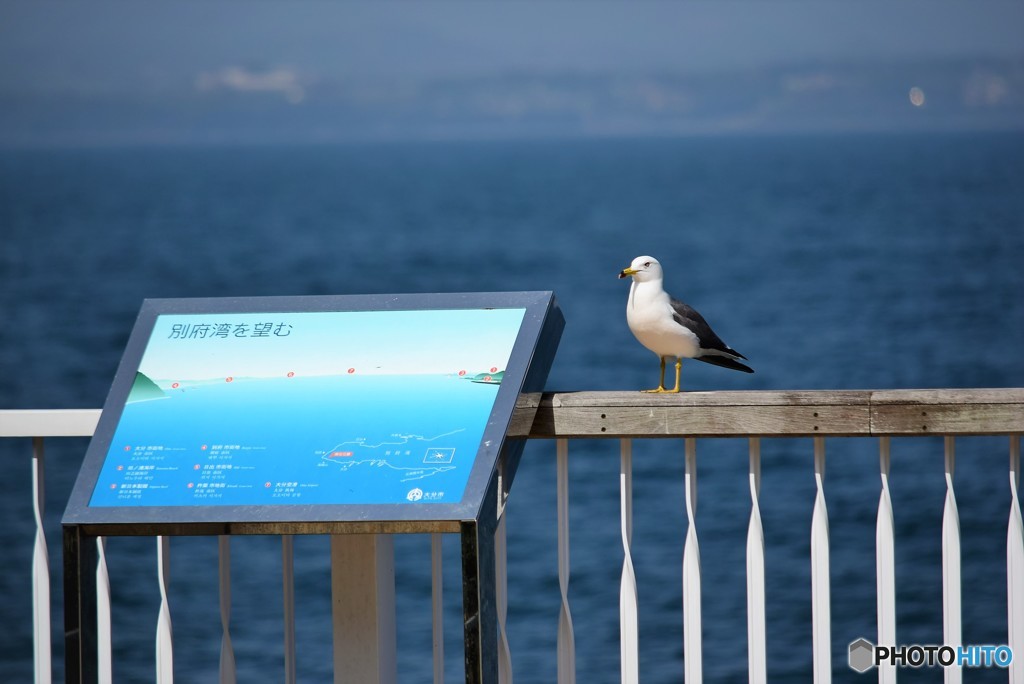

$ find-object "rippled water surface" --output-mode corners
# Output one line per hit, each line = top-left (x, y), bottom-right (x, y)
(2, 134), (1022, 682)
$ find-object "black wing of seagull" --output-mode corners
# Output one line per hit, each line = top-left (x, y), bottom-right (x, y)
(670, 297), (754, 373)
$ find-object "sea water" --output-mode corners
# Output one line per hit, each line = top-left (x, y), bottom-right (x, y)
(2, 134), (1023, 682)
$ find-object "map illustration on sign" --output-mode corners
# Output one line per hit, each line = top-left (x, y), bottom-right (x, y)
(88, 308), (527, 508)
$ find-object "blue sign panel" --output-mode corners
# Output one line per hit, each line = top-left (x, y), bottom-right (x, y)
(63, 292), (562, 531)
(89, 308), (525, 508)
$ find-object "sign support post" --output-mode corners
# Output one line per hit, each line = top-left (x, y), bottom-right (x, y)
(461, 515), (498, 684)
(331, 534), (397, 684)
(63, 525), (98, 684)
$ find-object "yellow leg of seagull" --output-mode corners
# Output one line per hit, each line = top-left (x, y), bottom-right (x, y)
(643, 357), (668, 393)
(668, 359), (682, 393)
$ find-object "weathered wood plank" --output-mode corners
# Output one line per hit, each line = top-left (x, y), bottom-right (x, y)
(870, 389), (1024, 435)
(871, 388), (1024, 405)
(522, 404), (871, 438)
(508, 393), (543, 437)
(871, 403), (1024, 435)
(542, 390), (873, 408)
(509, 390), (1024, 438)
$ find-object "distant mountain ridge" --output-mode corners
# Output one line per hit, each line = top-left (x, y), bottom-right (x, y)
(2, 57), (1021, 147)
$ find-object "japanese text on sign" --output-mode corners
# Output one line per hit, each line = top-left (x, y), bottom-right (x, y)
(167, 323), (293, 340)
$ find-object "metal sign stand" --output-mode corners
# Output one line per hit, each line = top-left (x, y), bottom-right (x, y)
(63, 526), (99, 683)
(62, 495), (505, 684)
(62, 292), (562, 684)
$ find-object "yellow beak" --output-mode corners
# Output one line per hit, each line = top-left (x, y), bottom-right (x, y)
(618, 267), (638, 279)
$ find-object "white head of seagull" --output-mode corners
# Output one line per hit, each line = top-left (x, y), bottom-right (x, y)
(618, 254), (753, 393)
(617, 255), (662, 283)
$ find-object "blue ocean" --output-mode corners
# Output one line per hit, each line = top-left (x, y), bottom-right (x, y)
(2, 134), (1023, 682)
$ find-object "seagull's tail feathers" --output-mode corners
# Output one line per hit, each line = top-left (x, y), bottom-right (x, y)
(727, 347), (748, 361)
(695, 355), (754, 374)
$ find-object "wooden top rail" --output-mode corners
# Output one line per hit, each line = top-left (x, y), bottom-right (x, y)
(508, 388), (1024, 438)
(1, 389), (1022, 440)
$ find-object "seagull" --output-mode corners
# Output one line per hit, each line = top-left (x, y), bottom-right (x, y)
(618, 255), (753, 393)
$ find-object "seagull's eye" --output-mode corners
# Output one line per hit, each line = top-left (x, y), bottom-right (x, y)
(643, 261), (651, 268)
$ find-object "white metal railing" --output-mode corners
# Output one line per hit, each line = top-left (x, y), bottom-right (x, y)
(545, 433), (1022, 684)
(876, 437), (896, 684)
(556, 439), (576, 684)
(31, 437), (51, 684)
(746, 437), (767, 682)
(1010, 435), (1024, 679)
(3, 388), (1023, 683)
(811, 436), (831, 683)
(617, 438), (637, 684)
(943, 436), (962, 684)
(2, 410), (100, 684)
(514, 389), (1024, 684)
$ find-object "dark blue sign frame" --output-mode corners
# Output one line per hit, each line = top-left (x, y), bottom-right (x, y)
(63, 291), (562, 534)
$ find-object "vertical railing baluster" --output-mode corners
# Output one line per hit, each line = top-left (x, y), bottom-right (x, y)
(156, 536), (173, 683)
(31, 437), (51, 684)
(281, 535), (296, 684)
(942, 437), (962, 684)
(810, 437), (831, 684)
(620, 438), (639, 684)
(556, 439), (575, 684)
(746, 438), (766, 684)
(496, 505), (512, 684)
(1009, 435), (1024, 684)
(97, 537), (112, 683)
(682, 438), (703, 683)
(218, 536), (236, 684)
(876, 437), (897, 684)
(431, 533), (444, 684)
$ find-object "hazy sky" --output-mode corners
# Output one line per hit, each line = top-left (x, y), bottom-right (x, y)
(3, 1), (1021, 85)
(1, 1), (1021, 143)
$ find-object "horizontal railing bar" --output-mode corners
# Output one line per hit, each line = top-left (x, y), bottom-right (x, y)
(870, 388), (1024, 404)
(0, 409), (101, 437)
(3, 392), (1023, 684)
(2, 387), (1022, 442)
(510, 389), (1024, 438)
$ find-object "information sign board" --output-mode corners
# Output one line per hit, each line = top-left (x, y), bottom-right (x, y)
(63, 292), (562, 532)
